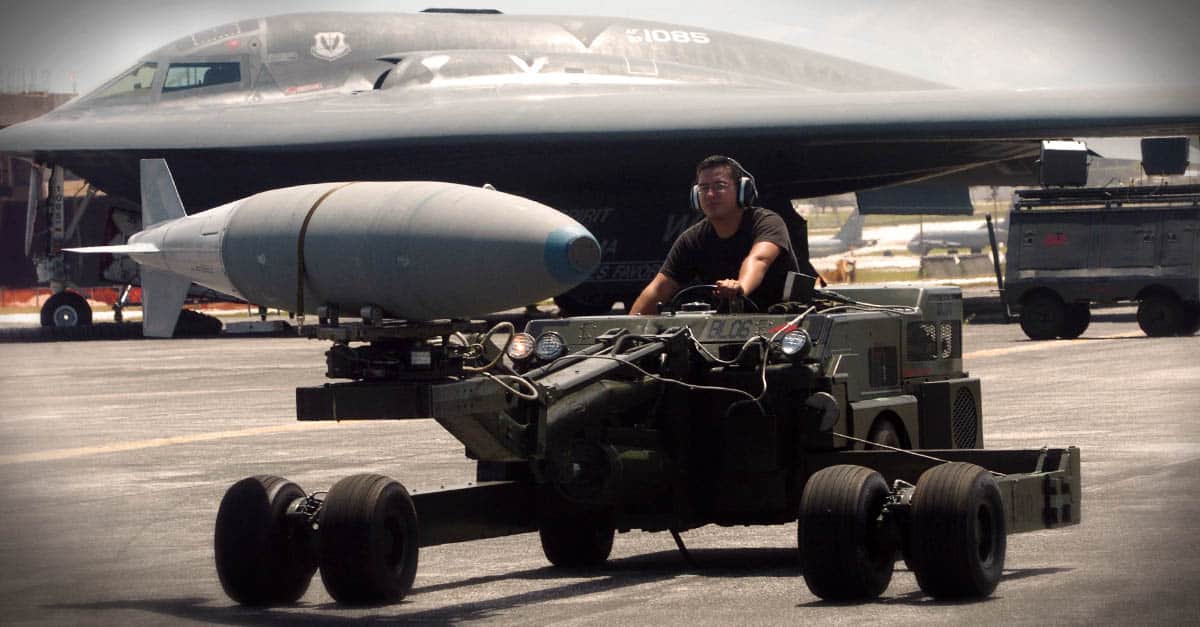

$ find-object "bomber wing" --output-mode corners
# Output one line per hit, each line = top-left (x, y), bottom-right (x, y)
(7, 84), (1198, 150)
(2, 83), (1198, 206)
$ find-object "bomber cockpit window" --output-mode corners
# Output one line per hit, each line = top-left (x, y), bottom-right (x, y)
(94, 62), (159, 99)
(163, 62), (241, 93)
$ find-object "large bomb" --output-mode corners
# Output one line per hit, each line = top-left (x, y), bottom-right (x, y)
(70, 160), (601, 336)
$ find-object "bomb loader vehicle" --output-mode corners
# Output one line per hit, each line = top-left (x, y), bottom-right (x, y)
(214, 283), (1081, 605)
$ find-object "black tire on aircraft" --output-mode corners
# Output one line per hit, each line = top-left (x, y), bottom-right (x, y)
(798, 465), (895, 601)
(1059, 303), (1091, 339)
(908, 462), (1006, 599)
(214, 475), (316, 605)
(40, 291), (92, 328)
(318, 474), (419, 604)
(1137, 292), (1185, 337)
(172, 309), (223, 337)
(539, 512), (615, 568)
(1018, 292), (1065, 341)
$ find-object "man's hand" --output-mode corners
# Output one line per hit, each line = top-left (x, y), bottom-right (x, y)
(714, 279), (743, 300)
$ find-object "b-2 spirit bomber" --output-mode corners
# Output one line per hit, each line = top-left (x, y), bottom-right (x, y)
(5, 8), (1200, 323)
(215, 282), (1081, 605)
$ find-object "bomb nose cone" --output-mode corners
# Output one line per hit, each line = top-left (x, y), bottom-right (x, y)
(545, 226), (601, 284)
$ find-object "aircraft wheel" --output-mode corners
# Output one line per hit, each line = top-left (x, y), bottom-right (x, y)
(1059, 303), (1091, 339)
(172, 309), (223, 337)
(1018, 292), (1064, 340)
(318, 473), (419, 604)
(214, 475), (316, 605)
(539, 512), (614, 568)
(40, 291), (92, 328)
(908, 462), (1006, 599)
(798, 465), (895, 601)
(1137, 293), (1185, 337)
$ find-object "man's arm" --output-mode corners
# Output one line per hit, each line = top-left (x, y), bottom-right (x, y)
(630, 272), (682, 315)
(714, 240), (782, 300)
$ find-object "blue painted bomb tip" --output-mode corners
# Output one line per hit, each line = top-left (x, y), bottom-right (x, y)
(544, 226), (601, 285)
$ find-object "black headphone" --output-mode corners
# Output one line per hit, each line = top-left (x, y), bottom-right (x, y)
(690, 156), (758, 210)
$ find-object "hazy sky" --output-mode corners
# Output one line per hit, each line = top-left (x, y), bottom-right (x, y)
(0, 0), (1197, 94)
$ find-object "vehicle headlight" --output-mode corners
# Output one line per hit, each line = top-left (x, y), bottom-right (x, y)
(534, 332), (567, 361)
(779, 329), (811, 358)
(506, 332), (536, 361)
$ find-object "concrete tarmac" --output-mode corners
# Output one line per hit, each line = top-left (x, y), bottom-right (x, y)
(0, 309), (1197, 625)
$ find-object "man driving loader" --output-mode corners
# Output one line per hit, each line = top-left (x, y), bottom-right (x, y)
(629, 155), (799, 314)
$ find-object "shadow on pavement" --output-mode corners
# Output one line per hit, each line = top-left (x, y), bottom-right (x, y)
(47, 547), (801, 623)
(796, 566), (1073, 608)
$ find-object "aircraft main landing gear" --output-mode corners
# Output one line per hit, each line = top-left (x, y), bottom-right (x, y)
(40, 291), (93, 328)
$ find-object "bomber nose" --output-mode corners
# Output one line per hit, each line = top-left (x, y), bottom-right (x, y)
(544, 226), (601, 284)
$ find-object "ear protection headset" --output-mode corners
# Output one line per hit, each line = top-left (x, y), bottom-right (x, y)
(690, 156), (758, 210)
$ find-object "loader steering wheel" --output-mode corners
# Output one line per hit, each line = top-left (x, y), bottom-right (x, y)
(668, 284), (758, 314)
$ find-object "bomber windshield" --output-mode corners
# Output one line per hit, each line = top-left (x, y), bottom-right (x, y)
(93, 62), (158, 99)
(164, 62), (241, 92)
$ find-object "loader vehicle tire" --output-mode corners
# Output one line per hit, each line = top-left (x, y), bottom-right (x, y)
(41, 291), (92, 328)
(1018, 292), (1064, 340)
(214, 475), (316, 605)
(1059, 303), (1090, 339)
(909, 462), (1005, 599)
(1137, 292), (1185, 337)
(539, 512), (615, 568)
(799, 465), (895, 600)
(318, 474), (419, 604)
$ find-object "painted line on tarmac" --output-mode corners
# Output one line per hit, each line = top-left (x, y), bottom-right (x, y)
(964, 331), (1143, 360)
(0, 330), (1146, 466)
(0, 422), (339, 466)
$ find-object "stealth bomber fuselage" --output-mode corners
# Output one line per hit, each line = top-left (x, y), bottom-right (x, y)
(3, 9), (1199, 311)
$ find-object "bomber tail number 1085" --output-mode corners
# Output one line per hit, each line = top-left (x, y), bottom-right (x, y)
(625, 28), (711, 44)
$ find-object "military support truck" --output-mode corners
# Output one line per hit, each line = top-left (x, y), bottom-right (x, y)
(1004, 184), (1200, 339)
(213, 285), (1081, 606)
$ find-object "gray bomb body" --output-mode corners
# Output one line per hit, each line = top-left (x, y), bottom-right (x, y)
(123, 179), (601, 322)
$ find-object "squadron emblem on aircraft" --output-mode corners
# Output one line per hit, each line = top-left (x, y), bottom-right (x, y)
(310, 32), (350, 61)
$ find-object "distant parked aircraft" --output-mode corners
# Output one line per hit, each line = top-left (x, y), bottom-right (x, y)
(809, 211), (873, 257)
(907, 218), (1008, 256)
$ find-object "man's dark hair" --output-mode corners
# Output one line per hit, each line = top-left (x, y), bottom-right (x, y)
(695, 154), (749, 182)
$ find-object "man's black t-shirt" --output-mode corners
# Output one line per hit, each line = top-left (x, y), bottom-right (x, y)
(660, 207), (798, 311)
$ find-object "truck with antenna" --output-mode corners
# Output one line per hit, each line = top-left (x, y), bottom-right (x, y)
(212, 282), (1081, 607)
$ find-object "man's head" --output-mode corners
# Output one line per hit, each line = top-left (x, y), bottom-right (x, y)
(692, 155), (756, 219)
